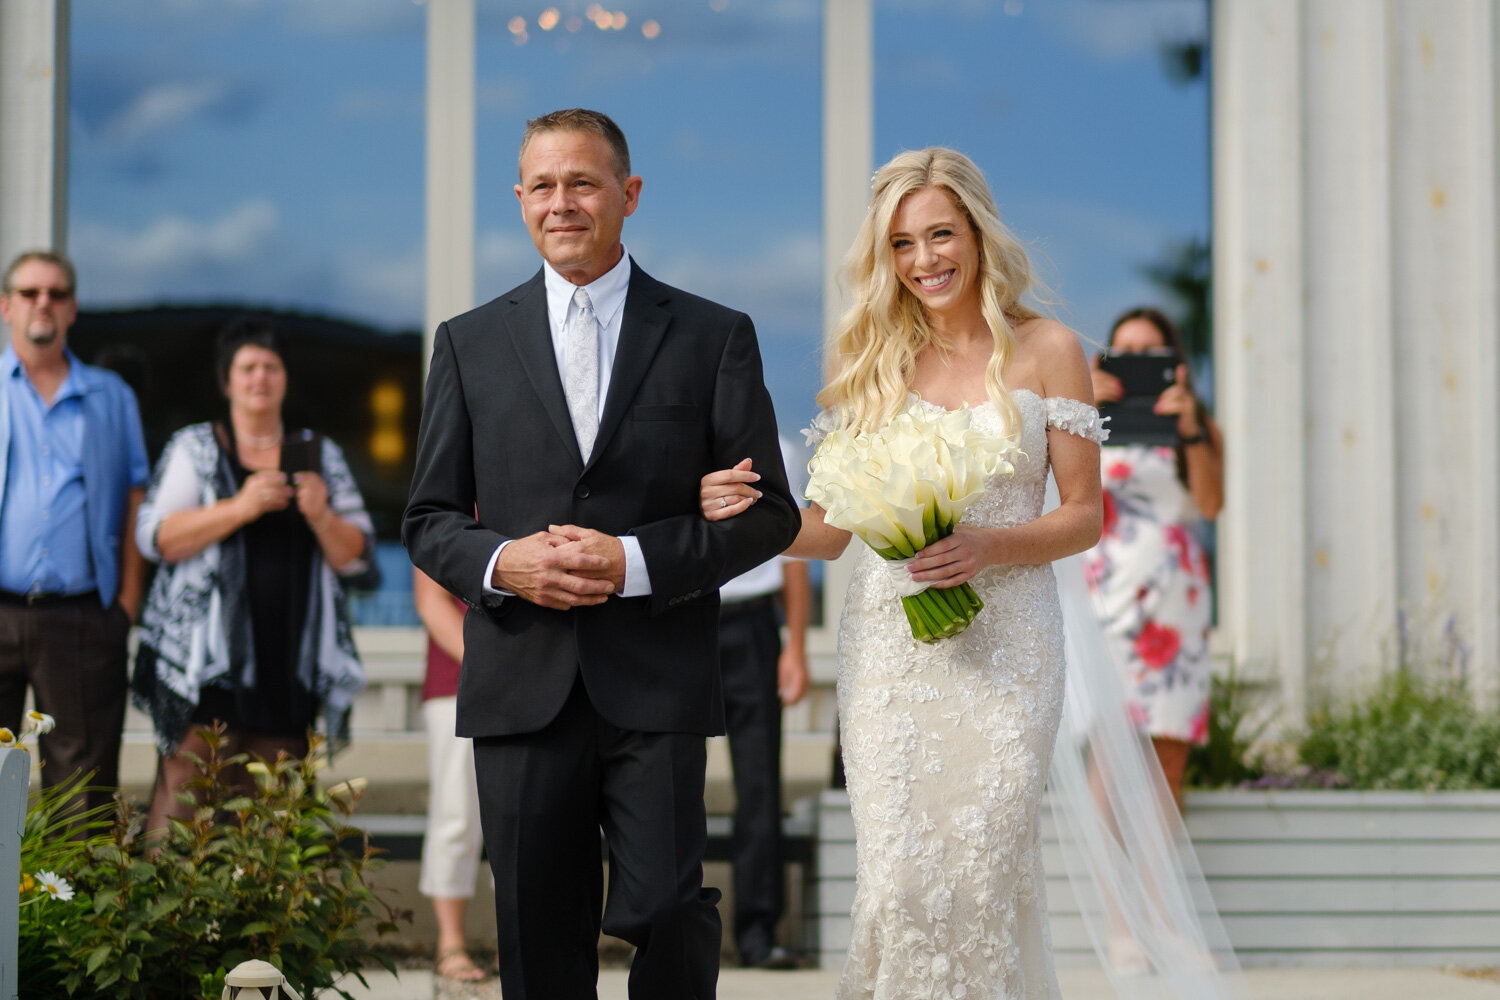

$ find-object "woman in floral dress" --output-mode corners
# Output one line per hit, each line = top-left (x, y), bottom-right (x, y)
(1085, 307), (1224, 807)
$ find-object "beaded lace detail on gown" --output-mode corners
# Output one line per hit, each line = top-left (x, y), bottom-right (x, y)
(832, 390), (1105, 1000)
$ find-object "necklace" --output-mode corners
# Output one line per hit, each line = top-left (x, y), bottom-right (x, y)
(237, 424), (284, 449)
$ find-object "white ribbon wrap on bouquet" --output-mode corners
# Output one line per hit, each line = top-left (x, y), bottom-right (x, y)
(879, 555), (929, 598)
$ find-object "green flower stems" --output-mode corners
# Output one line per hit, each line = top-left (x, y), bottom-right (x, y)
(898, 581), (983, 643)
(876, 519), (985, 643)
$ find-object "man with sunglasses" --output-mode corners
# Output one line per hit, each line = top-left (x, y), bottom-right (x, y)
(0, 250), (149, 815)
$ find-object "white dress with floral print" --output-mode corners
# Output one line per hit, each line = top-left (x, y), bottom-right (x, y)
(1082, 443), (1213, 745)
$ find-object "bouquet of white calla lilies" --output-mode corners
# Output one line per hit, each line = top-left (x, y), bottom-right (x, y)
(807, 402), (1020, 642)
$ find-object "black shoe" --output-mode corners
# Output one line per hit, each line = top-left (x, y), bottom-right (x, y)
(741, 944), (798, 970)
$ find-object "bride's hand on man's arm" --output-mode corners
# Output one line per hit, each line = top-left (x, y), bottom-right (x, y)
(700, 459), (762, 521)
(698, 462), (852, 560)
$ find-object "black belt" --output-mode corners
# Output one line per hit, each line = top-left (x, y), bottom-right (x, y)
(719, 594), (777, 620)
(0, 589), (99, 608)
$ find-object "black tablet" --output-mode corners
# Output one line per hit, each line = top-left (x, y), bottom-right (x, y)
(1098, 350), (1177, 400)
(1098, 351), (1178, 446)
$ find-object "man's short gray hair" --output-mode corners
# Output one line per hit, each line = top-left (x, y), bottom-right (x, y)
(518, 108), (631, 183)
(3, 250), (77, 295)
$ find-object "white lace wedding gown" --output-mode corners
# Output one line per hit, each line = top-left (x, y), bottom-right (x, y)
(834, 390), (1105, 1000)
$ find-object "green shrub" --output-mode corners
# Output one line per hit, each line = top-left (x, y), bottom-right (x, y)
(1184, 665), (1269, 789)
(17, 727), (410, 999)
(1298, 668), (1500, 791)
(1182, 653), (1500, 792)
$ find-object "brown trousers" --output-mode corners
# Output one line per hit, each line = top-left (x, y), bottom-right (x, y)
(0, 597), (130, 817)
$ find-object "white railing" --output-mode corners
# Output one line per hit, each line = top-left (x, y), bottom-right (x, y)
(0, 747), (28, 1000)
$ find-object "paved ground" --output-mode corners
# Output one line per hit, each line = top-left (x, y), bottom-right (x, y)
(335, 965), (1500, 999)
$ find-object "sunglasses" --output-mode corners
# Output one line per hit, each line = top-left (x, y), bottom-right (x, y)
(7, 287), (74, 301)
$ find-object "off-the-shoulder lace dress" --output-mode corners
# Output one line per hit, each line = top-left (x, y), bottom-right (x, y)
(824, 389), (1106, 1000)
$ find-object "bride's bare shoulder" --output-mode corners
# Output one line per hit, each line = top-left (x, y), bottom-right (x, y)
(1012, 315), (1078, 351)
(1010, 316), (1091, 399)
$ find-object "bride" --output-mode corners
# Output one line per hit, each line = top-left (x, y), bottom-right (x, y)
(702, 147), (1245, 999)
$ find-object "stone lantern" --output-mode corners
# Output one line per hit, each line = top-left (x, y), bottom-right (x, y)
(221, 959), (303, 1000)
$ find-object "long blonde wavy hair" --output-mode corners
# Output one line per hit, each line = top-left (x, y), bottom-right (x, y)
(818, 147), (1039, 438)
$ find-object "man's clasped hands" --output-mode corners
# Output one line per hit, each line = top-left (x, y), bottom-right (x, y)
(493, 525), (627, 609)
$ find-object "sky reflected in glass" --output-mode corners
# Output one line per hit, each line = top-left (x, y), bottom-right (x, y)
(68, 0), (1207, 439)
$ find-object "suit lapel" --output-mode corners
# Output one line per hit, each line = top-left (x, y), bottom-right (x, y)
(502, 271), (585, 463)
(593, 262), (670, 465)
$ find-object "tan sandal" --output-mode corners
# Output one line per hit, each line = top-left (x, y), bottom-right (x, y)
(436, 945), (491, 982)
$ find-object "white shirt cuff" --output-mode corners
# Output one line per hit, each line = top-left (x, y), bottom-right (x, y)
(482, 542), (514, 599)
(619, 535), (651, 597)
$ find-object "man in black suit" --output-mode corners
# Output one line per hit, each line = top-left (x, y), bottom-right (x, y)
(403, 108), (800, 1000)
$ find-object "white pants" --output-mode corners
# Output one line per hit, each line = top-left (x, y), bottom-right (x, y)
(419, 696), (485, 899)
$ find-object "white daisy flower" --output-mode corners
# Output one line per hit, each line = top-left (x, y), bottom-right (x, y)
(24, 711), (56, 735)
(35, 871), (74, 902)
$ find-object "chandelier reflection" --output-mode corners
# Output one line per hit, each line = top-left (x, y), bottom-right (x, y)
(507, 5), (664, 45)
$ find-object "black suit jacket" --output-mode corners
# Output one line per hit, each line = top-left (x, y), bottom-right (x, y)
(403, 262), (800, 739)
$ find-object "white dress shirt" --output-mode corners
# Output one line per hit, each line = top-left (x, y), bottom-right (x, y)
(483, 250), (652, 600)
(718, 436), (806, 603)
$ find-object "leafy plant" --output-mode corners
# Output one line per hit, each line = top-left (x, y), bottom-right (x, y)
(17, 726), (410, 999)
(1184, 665), (1270, 789)
(1297, 667), (1500, 791)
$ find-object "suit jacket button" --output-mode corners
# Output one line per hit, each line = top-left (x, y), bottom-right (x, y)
(574, 484), (590, 499)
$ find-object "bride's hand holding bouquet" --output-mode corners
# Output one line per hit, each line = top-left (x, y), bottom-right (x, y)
(903, 523), (993, 591)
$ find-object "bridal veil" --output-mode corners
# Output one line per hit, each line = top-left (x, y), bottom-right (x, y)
(1046, 474), (1251, 999)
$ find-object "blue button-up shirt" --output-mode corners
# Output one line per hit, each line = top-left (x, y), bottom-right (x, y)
(0, 348), (150, 601)
(0, 354), (90, 594)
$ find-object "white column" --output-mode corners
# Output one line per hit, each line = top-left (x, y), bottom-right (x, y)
(1214, 0), (1500, 716)
(0, 0), (69, 267)
(424, 0), (475, 370)
(1213, 0), (1309, 718)
(815, 0), (873, 682)
(1383, 0), (1500, 706)
(1471, 1), (1500, 706)
(1299, 0), (1398, 696)
(823, 0), (872, 338)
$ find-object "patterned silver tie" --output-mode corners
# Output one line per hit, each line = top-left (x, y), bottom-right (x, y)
(563, 286), (599, 459)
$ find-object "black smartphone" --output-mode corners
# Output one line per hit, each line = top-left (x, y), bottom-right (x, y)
(280, 429), (321, 512)
(280, 429), (322, 477)
(1098, 350), (1177, 400)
